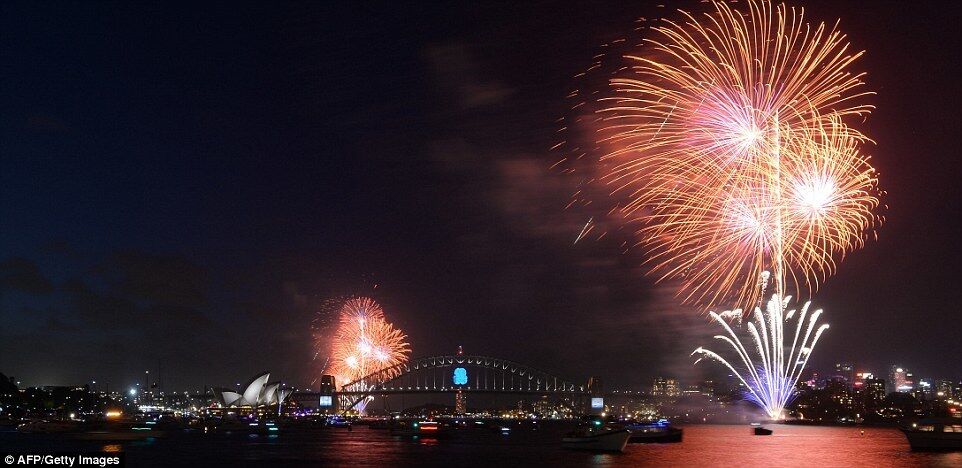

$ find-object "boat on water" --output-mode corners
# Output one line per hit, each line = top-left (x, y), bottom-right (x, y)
(17, 419), (167, 439)
(622, 419), (683, 443)
(196, 418), (278, 435)
(390, 420), (452, 438)
(562, 417), (630, 452)
(72, 428), (165, 441)
(750, 422), (773, 435)
(562, 428), (631, 452)
(901, 418), (962, 451)
(245, 420), (281, 435)
(327, 416), (352, 429)
(200, 418), (249, 433)
(17, 420), (80, 433)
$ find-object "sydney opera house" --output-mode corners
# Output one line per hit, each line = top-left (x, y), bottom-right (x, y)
(214, 372), (292, 409)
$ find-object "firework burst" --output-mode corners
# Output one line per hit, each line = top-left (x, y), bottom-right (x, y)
(693, 287), (829, 420)
(596, 0), (880, 309)
(323, 297), (411, 411)
(566, 0), (883, 420)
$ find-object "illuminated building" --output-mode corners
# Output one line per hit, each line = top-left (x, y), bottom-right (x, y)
(652, 377), (680, 398)
(889, 366), (914, 393)
(532, 395), (552, 417)
(852, 372), (886, 415)
(825, 377), (854, 412)
(214, 372), (292, 409)
(917, 379), (935, 400)
(834, 363), (855, 386)
(854, 372), (874, 388)
(863, 378), (886, 408)
(936, 380), (955, 400)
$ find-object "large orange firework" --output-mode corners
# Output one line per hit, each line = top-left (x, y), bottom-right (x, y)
(325, 298), (410, 391)
(596, 0), (881, 309)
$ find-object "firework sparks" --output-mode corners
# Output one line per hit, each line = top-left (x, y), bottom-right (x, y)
(595, 0), (880, 309)
(693, 289), (829, 420)
(324, 297), (411, 412)
(569, 0), (883, 420)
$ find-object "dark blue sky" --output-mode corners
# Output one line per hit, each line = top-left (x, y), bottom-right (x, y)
(2, 1), (960, 390)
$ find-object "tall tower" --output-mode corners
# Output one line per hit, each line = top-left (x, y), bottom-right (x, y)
(319, 375), (337, 414)
(454, 346), (467, 414)
(889, 366), (912, 393)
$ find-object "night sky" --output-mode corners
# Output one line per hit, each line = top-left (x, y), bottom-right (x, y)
(2, 1), (960, 391)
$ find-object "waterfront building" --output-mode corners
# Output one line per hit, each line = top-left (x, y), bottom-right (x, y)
(917, 378), (935, 400)
(834, 363), (855, 386)
(864, 378), (886, 407)
(212, 372), (292, 415)
(652, 377), (680, 398)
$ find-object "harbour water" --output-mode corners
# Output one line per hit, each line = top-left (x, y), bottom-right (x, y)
(3, 424), (960, 467)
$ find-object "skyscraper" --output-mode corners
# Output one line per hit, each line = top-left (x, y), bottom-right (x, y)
(652, 377), (680, 397)
(834, 363), (855, 386)
(888, 366), (915, 393)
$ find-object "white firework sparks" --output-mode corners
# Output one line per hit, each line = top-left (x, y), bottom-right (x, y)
(692, 291), (829, 420)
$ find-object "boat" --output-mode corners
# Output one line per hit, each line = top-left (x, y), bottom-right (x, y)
(327, 416), (352, 429)
(245, 420), (281, 435)
(562, 418), (630, 452)
(563, 428), (631, 452)
(72, 429), (165, 441)
(623, 419), (683, 443)
(901, 418), (962, 451)
(17, 420), (80, 433)
(201, 418), (249, 433)
(390, 419), (452, 438)
(749, 422), (773, 435)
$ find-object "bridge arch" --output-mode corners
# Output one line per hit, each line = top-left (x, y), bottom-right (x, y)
(337, 354), (587, 412)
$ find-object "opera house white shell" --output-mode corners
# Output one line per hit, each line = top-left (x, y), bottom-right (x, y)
(215, 372), (293, 407)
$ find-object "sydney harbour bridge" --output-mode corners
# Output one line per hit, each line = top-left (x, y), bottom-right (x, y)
(297, 350), (602, 414)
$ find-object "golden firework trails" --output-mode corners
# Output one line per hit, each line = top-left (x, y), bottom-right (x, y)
(573, 0), (885, 420)
(326, 298), (411, 397)
(597, 0), (880, 309)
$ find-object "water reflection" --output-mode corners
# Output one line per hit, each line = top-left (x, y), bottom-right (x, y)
(4, 423), (961, 466)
